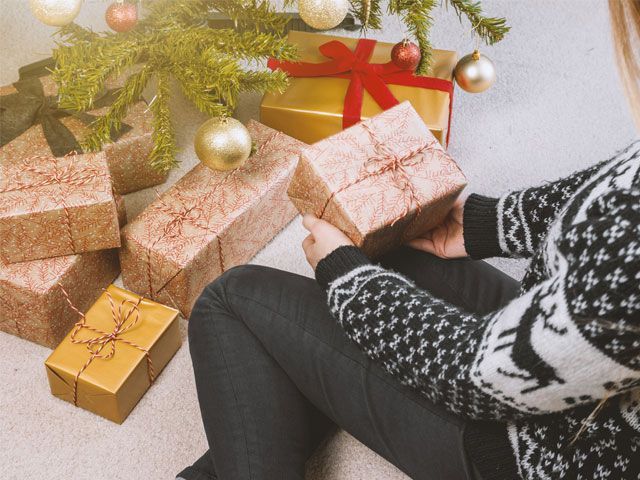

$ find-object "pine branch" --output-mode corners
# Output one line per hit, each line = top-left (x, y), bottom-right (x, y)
(149, 71), (178, 172)
(350, 0), (384, 30)
(445, 0), (509, 45)
(81, 65), (153, 152)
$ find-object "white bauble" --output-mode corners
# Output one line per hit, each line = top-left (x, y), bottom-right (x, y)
(29, 0), (82, 27)
(298, 0), (349, 30)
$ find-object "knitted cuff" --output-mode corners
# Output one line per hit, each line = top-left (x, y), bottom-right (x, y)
(315, 246), (371, 290)
(463, 194), (503, 259)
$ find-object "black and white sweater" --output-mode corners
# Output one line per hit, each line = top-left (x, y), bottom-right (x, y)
(316, 142), (640, 480)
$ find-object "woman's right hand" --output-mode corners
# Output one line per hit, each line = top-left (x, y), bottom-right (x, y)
(406, 193), (468, 259)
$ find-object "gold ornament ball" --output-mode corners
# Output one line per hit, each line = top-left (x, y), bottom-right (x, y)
(194, 117), (252, 171)
(454, 50), (497, 93)
(298, 0), (349, 30)
(29, 0), (82, 26)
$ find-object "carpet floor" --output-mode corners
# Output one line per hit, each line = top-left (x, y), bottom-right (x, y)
(0, 0), (637, 478)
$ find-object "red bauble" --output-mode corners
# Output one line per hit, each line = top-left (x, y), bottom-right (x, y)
(391, 40), (421, 71)
(105, 2), (138, 32)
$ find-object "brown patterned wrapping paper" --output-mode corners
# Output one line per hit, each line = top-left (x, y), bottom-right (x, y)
(288, 101), (467, 258)
(0, 249), (120, 348)
(120, 120), (304, 317)
(0, 74), (167, 194)
(0, 151), (122, 264)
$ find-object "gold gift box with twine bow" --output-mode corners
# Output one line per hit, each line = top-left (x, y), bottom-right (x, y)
(45, 284), (180, 424)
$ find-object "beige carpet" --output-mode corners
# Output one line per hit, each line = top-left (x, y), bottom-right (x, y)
(0, 1), (636, 479)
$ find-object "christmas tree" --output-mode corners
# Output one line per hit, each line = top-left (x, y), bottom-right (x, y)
(52, 0), (508, 172)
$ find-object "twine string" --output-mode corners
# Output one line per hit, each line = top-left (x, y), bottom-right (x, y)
(144, 131), (281, 297)
(316, 124), (444, 237)
(0, 152), (108, 253)
(59, 285), (155, 407)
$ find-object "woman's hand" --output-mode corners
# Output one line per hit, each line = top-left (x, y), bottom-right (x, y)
(302, 214), (354, 270)
(407, 194), (468, 259)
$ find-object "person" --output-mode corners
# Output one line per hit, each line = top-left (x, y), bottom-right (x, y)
(177, 2), (640, 479)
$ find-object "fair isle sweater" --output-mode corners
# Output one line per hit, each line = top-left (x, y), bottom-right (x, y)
(315, 142), (640, 480)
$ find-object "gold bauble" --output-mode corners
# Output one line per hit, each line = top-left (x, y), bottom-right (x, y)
(454, 50), (497, 93)
(29, 0), (82, 26)
(194, 117), (252, 171)
(298, 0), (349, 30)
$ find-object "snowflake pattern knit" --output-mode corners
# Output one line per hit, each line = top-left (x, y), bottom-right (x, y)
(315, 142), (640, 480)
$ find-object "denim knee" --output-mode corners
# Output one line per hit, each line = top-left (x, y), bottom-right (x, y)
(187, 265), (256, 342)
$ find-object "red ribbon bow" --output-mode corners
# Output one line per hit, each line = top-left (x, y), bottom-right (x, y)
(268, 39), (454, 146)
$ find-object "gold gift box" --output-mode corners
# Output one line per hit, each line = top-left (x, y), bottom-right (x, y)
(45, 285), (181, 424)
(260, 30), (457, 145)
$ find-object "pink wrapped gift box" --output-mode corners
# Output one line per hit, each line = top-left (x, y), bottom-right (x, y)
(0, 152), (122, 264)
(120, 120), (305, 317)
(287, 101), (467, 257)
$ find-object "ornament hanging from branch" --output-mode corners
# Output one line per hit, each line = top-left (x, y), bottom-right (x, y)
(298, 0), (349, 31)
(29, 0), (82, 26)
(105, 1), (138, 33)
(194, 117), (253, 171)
(454, 49), (496, 93)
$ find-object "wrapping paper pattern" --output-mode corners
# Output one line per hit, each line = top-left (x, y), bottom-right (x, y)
(0, 152), (122, 263)
(45, 284), (181, 423)
(261, 30), (457, 145)
(0, 75), (167, 194)
(288, 101), (467, 258)
(0, 249), (120, 348)
(120, 120), (304, 317)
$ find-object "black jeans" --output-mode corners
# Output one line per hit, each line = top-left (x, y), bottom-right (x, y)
(178, 247), (519, 480)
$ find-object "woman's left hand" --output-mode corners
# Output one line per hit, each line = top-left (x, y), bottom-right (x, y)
(301, 214), (354, 270)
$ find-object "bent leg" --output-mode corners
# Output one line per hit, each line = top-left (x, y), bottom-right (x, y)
(187, 265), (481, 480)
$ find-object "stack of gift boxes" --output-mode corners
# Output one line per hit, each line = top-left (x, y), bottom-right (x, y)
(0, 31), (466, 423)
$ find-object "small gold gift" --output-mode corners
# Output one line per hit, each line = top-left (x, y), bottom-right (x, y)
(45, 284), (181, 424)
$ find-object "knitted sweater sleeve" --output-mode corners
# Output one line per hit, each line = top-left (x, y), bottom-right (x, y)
(316, 190), (640, 421)
(463, 160), (609, 259)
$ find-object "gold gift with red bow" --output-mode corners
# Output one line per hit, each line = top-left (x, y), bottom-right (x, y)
(288, 101), (467, 258)
(261, 30), (457, 146)
(45, 284), (180, 424)
(119, 120), (305, 317)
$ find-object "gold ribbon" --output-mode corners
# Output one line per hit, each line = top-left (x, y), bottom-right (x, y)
(59, 286), (155, 407)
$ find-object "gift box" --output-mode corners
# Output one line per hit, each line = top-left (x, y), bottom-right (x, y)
(0, 249), (120, 348)
(287, 101), (467, 258)
(0, 62), (167, 194)
(261, 30), (457, 146)
(120, 120), (304, 317)
(44, 284), (181, 423)
(0, 151), (122, 264)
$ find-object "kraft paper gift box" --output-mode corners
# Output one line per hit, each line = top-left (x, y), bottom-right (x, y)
(0, 63), (167, 194)
(261, 30), (457, 145)
(119, 120), (304, 317)
(287, 101), (467, 258)
(0, 249), (120, 348)
(45, 284), (181, 424)
(0, 151), (122, 264)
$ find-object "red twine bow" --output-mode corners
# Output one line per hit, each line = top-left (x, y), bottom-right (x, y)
(59, 286), (155, 407)
(268, 39), (454, 146)
(144, 131), (282, 299)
